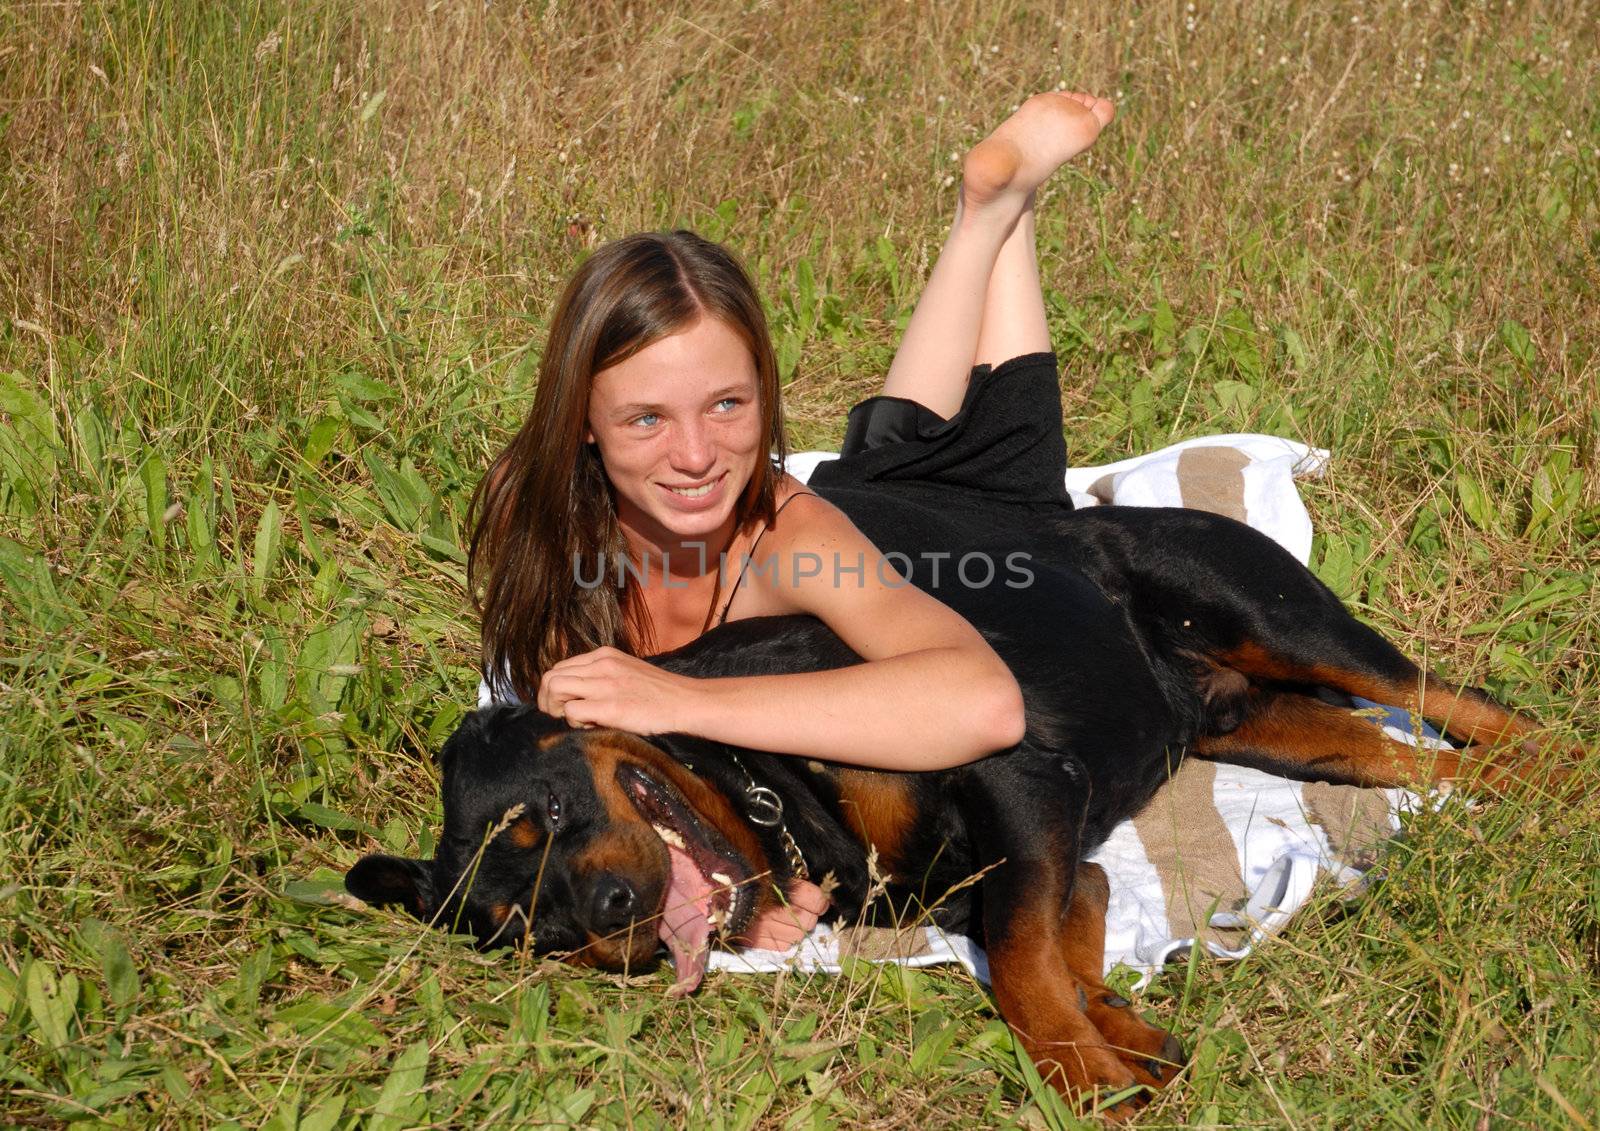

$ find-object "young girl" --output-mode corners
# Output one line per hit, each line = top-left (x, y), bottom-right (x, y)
(468, 91), (1116, 947)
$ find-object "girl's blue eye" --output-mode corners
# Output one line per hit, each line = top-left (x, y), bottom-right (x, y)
(632, 413), (660, 428)
(712, 398), (739, 413)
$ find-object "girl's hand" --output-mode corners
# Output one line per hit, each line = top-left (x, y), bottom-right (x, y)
(742, 879), (830, 951)
(537, 647), (695, 734)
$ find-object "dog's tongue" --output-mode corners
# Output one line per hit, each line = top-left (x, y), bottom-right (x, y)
(658, 846), (713, 997)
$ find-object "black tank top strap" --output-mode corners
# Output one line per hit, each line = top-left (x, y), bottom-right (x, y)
(713, 490), (818, 627)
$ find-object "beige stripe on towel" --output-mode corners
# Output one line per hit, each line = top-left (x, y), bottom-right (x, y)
(1132, 760), (1248, 943)
(1177, 445), (1251, 520)
(1085, 471), (1119, 505)
(837, 924), (936, 962)
(1303, 780), (1397, 873)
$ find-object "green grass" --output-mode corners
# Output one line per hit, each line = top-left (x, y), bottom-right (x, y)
(2, 0), (1598, 1125)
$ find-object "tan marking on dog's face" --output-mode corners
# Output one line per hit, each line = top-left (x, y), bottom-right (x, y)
(507, 816), (542, 850)
(572, 823), (664, 878)
(577, 731), (769, 870)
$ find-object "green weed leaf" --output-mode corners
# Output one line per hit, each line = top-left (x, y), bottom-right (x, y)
(77, 920), (140, 1010)
(298, 617), (361, 709)
(140, 452), (167, 549)
(1454, 470), (1498, 533)
(419, 532), (466, 562)
(335, 372), (398, 403)
(301, 416), (344, 466)
(252, 498), (283, 591)
(364, 453), (430, 531)
(908, 1010), (960, 1073)
(287, 803), (376, 837)
(24, 961), (75, 1050)
(368, 1039), (428, 1130)
(1151, 298), (1177, 354)
(0, 369), (62, 514)
(1499, 319), (1535, 368)
(777, 329), (802, 386)
(1220, 308), (1265, 383)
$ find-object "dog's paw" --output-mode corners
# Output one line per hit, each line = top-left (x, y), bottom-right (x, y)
(1085, 991), (1185, 1089)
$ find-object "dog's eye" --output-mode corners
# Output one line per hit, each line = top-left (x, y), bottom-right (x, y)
(546, 791), (562, 827)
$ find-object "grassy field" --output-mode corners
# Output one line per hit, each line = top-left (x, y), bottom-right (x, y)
(2, 0), (1598, 1125)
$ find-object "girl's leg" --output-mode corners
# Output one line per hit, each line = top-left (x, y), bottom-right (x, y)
(881, 92), (1114, 418)
(973, 196), (1048, 367)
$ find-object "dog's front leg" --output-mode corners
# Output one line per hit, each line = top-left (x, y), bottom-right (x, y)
(961, 751), (1166, 1118)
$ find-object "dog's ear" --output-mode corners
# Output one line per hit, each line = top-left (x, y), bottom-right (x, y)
(345, 854), (434, 920)
(436, 708), (488, 770)
(438, 705), (571, 771)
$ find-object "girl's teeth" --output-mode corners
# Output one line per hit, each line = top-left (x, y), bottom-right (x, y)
(670, 480), (715, 497)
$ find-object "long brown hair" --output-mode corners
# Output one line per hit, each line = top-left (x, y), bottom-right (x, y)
(468, 231), (787, 701)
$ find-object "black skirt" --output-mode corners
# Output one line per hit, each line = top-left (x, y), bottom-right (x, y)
(807, 352), (1072, 527)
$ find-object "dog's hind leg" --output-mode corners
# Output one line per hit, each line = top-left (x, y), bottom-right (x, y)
(1190, 684), (1533, 792)
(1102, 508), (1552, 769)
(1165, 556), (1565, 788)
(1213, 628), (1545, 761)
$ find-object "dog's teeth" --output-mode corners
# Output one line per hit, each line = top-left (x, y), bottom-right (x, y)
(710, 871), (731, 885)
(652, 824), (686, 849)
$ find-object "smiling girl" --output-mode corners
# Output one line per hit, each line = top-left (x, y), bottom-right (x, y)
(468, 91), (1116, 945)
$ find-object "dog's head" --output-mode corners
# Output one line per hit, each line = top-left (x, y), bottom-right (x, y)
(345, 705), (778, 994)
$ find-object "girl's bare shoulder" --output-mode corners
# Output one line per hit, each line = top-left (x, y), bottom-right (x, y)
(765, 473), (847, 543)
(720, 475), (860, 620)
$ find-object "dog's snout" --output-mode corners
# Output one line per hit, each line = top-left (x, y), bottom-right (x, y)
(588, 873), (642, 932)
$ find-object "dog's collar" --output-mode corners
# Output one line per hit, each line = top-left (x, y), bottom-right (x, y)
(727, 751), (810, 882)
(681, 750), (810, 882)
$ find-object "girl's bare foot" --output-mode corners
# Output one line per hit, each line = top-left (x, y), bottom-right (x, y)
(877, 89), (1113, 414)
(961, 91), (1115, 221)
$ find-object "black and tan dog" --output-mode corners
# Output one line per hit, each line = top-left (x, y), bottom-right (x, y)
(347, 502), (1554, 1109)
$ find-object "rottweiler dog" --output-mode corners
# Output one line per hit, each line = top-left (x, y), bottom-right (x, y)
(346, 503), (1552, 1110)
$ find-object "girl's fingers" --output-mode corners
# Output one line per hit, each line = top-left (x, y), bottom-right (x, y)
(786, 879), (831, 917)
(741, 880), (830, 950)
(538, 671), (592, 716)
(745, 912), (808, 950)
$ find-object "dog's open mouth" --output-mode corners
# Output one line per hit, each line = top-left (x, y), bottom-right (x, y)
(617, 764), (754, 996)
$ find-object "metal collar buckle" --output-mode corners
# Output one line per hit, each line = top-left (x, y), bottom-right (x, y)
(727, 754), (809, 882)
(744, 785), (785, 827)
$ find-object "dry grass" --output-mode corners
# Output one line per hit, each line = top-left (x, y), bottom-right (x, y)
(2, 0), (1597, 1126)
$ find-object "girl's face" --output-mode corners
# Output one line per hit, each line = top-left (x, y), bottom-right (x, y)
(586, 316), (764, 556)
